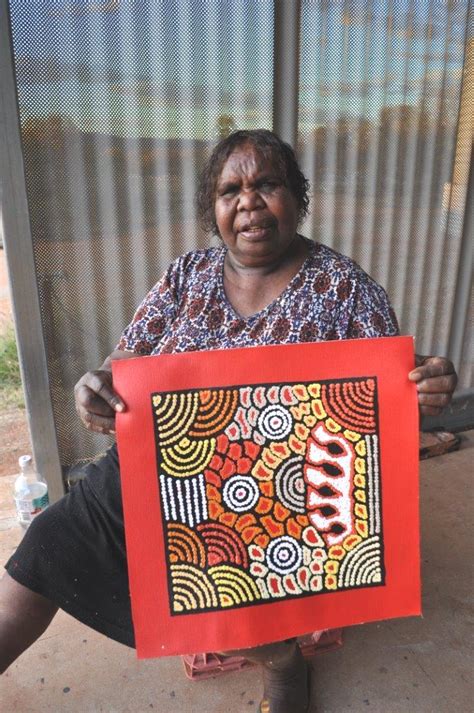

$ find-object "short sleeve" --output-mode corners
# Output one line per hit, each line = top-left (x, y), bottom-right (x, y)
(347, 276), (400, 339)
(116, 266), (178, 355)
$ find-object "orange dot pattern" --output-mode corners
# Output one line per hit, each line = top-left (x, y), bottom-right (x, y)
(188, 389), (239, 437)
(321, 379), (376, 433)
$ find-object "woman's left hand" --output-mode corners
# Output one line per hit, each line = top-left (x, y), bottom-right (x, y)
(408, 355), (457, 416)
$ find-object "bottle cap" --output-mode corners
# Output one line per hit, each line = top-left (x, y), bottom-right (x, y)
(18, 455), (33, 471)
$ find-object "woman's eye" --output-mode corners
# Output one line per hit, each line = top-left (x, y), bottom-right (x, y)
(260, 181), (278, 191)
(219, 185), (238, 196)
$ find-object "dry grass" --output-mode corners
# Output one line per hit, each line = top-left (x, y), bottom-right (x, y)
(0, 326), (25, 410)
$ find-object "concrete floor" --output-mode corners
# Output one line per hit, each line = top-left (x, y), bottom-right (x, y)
(0, 433), (472, 713)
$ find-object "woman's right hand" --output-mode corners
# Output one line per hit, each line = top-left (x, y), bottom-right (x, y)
(74, 351), (132, 434)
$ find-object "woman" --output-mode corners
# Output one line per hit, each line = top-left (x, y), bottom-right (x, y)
(0, 130), (457, 712)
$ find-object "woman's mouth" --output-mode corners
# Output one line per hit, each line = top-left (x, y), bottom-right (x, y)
(239, 224), (273, 240)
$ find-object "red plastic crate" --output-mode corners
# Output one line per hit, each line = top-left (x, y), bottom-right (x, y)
(182, 629), (343, 681)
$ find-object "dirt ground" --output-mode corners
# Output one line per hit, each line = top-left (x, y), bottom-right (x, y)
(0, 248), (31, 478)
(0, 409), (31, 478)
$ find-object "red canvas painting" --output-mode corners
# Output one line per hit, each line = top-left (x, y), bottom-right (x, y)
(113, 337), (420, 658)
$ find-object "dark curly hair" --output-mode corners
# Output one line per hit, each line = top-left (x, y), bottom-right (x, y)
(197, 129), (310, 235)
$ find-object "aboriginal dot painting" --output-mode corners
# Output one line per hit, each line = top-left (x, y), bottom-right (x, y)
(152, 378), (384, 615)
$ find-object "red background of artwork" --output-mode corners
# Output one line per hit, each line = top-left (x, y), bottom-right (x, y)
(113, 336), (420, 658)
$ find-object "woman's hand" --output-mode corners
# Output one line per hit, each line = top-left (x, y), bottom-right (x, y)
(74, 350), (134, 434)
(408, 355), (457, 416)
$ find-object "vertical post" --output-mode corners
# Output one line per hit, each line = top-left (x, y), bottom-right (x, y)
(273, 0), (301, 148)
(447, 151), (473, 374)
(0, 0), (64, 500)
(446, 35), (473, 381)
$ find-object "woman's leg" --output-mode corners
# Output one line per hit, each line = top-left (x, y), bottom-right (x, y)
(0, 572), (58, 674)
(223, 638), (309, 713)
(4, 446), (134, 650)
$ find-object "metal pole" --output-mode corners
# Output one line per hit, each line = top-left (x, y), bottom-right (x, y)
(447, 148), (473, 374)
(446, 33), (473, 381)
(272, 0), (301, 148)
(0, 0), (64, 500)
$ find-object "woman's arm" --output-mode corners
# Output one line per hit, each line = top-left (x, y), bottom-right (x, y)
(74, 258), (184, 434)
(74, 349), (137, 435)
(345, 276), (457, 416)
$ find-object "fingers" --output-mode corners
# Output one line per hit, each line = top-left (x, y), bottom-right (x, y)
(74, 369), (126, 434)
(78, 408), (117, 435)
(414, 373), (458, 395)
(409, 356), (456, 382)
(409, 356), (458, 416)
(83, 371), (126, 412)
(75, 387), (116, 434)
(417, 390), (453, 415)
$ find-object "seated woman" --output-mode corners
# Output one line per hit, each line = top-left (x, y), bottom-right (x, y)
(0, 130), (457, 713)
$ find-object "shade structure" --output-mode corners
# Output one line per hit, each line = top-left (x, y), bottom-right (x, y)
(1, 0), (471, 494)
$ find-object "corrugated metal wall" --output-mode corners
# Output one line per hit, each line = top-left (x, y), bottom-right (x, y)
(298, 1), (472, 384)
(3, 0), (472, 482)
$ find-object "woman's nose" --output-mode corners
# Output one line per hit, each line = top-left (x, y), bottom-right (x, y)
(238, 188), (264, 211)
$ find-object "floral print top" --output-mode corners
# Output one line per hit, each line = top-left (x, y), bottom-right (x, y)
(117, 237), (399, 355)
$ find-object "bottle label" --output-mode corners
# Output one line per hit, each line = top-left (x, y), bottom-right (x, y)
(32, 493), (49, 512)
(15, 493), (49, 523)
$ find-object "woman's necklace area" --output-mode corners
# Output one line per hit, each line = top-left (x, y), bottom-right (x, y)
(222, 235), (310, 319)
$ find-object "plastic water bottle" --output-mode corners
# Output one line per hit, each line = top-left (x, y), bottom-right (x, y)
(14, 455), (49, 530)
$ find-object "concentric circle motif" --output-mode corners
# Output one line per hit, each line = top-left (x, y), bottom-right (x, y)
(257, 405), (293, 440)
(275, 456), (306, 513)
(222, 476), (260, 513)
(266, 536), (303, 575)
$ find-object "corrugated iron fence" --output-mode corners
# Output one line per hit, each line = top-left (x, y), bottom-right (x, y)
(1, 1), (472, 496)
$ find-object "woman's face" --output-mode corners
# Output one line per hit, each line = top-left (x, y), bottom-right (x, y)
(214, 144), (299, 268)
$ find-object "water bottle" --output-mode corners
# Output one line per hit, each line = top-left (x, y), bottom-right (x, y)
(14, 455), (49, 530)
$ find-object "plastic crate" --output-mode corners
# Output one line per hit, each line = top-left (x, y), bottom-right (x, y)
(182, 629), (343, 681)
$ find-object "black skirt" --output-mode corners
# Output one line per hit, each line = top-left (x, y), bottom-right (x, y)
(5, 444), (135, 647)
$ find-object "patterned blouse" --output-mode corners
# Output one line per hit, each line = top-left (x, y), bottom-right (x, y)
(117, 237), (399, 355)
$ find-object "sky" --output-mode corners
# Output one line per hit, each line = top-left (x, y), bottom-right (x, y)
(8, 0), (470, 138)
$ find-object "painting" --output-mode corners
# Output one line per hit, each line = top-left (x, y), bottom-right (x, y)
(154, 377), (383, 614)
(114, 338), (420, 658)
